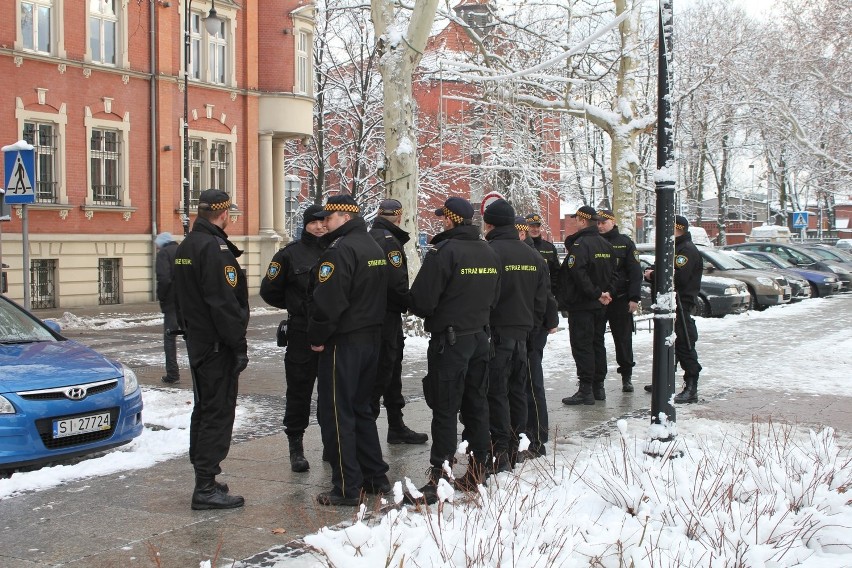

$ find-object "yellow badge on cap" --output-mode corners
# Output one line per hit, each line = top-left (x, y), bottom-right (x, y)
(266, 262), (282, 280)
(675, 254), (688, 268)
(224, 265), (238, 287)
(318, 261), (335, 283)
(388, 251), (403, 268)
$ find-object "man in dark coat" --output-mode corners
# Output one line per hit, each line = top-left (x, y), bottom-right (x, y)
(597, 209), (643, 393)
(260, 205), (326, 473)
(643, 215), (703, 403)
(556, 206), (617, 406)
(309, 194), (390, 506)
(155, 232), (181, 384)
(173, 189), (249, 510)
(482, 200), (549, 473)
(368, 199), (428, 445)
(408, 197), (500, 503)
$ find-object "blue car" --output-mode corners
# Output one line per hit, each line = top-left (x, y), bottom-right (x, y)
(0, 295), (143, 471)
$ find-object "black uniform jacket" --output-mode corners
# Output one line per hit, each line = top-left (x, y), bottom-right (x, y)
(369, 216), (410, 314)
(259, 232), (324, 329)
(524, 238), (559, 330)
(173, 217), (249, 350)
(674, 232), (702, 306)
(485, 225), (548, 340)
(531, 235), (560, 293)
(308, 216), (388, 346)
(155, 241), (178, 305)
(556, 225), (617, 311)
(409, 224), (500, 334)
(600, 226), (643, 303)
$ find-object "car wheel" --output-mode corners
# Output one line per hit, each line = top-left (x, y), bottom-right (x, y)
(810, 282), (820, 298)
(692, 295), (710, 317)
(747, 287), (762, 311)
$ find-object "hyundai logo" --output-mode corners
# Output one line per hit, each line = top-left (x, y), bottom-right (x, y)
(65, 387), (87, 400)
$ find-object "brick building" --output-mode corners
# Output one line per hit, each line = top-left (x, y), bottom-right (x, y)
(0, 0), (314, 307)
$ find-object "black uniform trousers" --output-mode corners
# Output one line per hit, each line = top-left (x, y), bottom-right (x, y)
(605, 296), (635, 378)
(487, 332), (528, 455)
(675, 302), (701, 379)
(525, 326), (549, 453)
(567, 308), (608, 385)
(283, 319), (319, 437)
(186, 339), (239, 481)
(316, 330), (389, 499)
(370, 311), (406, 422)
(161, 302), (180, 381)
(423, 330), (491, 468)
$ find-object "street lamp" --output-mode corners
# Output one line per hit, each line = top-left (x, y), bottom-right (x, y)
(183, 0), (222, 236)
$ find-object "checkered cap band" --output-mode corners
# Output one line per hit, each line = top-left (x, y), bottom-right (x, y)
(324, 203), (360, 214)
(442, 207), (464, 224)
(516, 222), (529, 232)
(526, 215), (542, 224)
(675, 222), (686, 230)
(380, 208), (403, 216)
(576, 210), (594, 220)
(598, 210), (616, 221)
(201, 199), (232, 211)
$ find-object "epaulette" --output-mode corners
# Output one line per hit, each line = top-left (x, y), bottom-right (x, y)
(215, 236), (230, 253)
(428, 240), (450, 254)
(328, 236), (344, 249)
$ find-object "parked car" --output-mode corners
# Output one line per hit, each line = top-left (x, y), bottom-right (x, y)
(735, 250), (841, 297)
(698, 248), (791, 310)
(638, 254), (750, 317)
(798, 243), (852, 271)
(724, 250), (811, 301)
(835, 239), (852, 251)
(0, 295), (144, 472)
(722, 242), (852, 292)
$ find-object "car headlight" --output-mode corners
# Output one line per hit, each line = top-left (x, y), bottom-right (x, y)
(824, 277), (837, 283)
(0, 394), (15, 414)
(828, 265), (850, 275)
(724, 286), (740, 295)
(756, 276), (776, 287)
(122, 364), (139, 396)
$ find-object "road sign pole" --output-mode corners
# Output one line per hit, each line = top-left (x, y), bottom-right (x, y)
(22, 205), (30, 309)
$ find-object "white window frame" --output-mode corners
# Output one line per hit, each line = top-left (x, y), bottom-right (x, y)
(84, 108), (131, 207)
(15, 98), (68, 206)
(179, 129), (237, 211)
(181, 1), (237, 87)
(16, 0), (65, 57)
(86, 0), (128, 68)
(295, 29), (310, 95)
(208, 19), (227, 85)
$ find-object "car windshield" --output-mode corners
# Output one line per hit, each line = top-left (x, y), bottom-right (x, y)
(805, 247), (846, 262)
(0, 298), (57, 344)
(816, 247), (852, 262)
(701, 249), (744, 270)
(726, 251), (771, 270)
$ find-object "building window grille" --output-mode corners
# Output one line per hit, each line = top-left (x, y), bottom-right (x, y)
(98, 258), (121, 305)
(23, 121), (58, 203)
(30, 259), (56, 309)
(209, 141), (229, 192)
(90, 128), (121, 205)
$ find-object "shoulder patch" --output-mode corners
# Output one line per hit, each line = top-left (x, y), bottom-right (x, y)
(388, 250), (403, 268)
(567, 255), (576, 268)
(266, 262), (282, 280)
(675, 254), (688, 268)
(224, 265), (238, 287)
(633, 250), (640, 261)
(318, 261), (334, 282)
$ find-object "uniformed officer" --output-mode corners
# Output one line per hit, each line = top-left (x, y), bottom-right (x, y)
(260, 205), (326, 473)
(525, 213), (560, 294)
(482, 200), (548, 472)
(308, 194), (391, 506)
(154, 232), (181, 384)
(643, 215), (703, 402)
(556, 205), (617, 406)
(408, 197), (500, 503)
(368, 199), (428, 445)
(173, 189), (248, 510)
(596, 209), (643, 393)
(518, 216), (559, 458)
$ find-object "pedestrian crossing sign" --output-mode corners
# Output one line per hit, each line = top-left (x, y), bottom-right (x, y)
(792, 211), (809, 229)
(3, 147), (36, 204)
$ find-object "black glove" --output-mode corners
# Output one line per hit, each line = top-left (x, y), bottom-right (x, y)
(232, 342), (249, 375)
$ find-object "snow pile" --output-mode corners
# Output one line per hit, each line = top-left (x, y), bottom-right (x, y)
(303, 418), (852, 567)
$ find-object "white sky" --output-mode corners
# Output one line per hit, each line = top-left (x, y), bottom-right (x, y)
(2, 296), (851, 566)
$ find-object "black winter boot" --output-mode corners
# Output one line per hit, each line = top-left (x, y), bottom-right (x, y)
(621, 375), (634, 392)
(562, 383), (595, 405)
(592, 382), (606, 401)
(387, 419), (429, 445)
(674, 377), (698, 404)
(404, 467), (447, 505)
(191, 479), (244, 510)
(288, 435), (309, 473)
(456, 457), (488, 491)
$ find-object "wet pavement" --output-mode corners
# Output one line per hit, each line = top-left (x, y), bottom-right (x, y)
(2, 296), (850, 567)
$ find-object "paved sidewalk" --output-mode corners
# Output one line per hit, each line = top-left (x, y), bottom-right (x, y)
(1, 297), (849, 566)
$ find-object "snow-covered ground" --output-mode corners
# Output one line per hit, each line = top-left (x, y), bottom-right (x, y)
(3, 296), (851, 567)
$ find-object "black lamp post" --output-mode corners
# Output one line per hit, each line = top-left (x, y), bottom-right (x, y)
(183, 0), (222, 236)
(650, 0), (677, 438)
